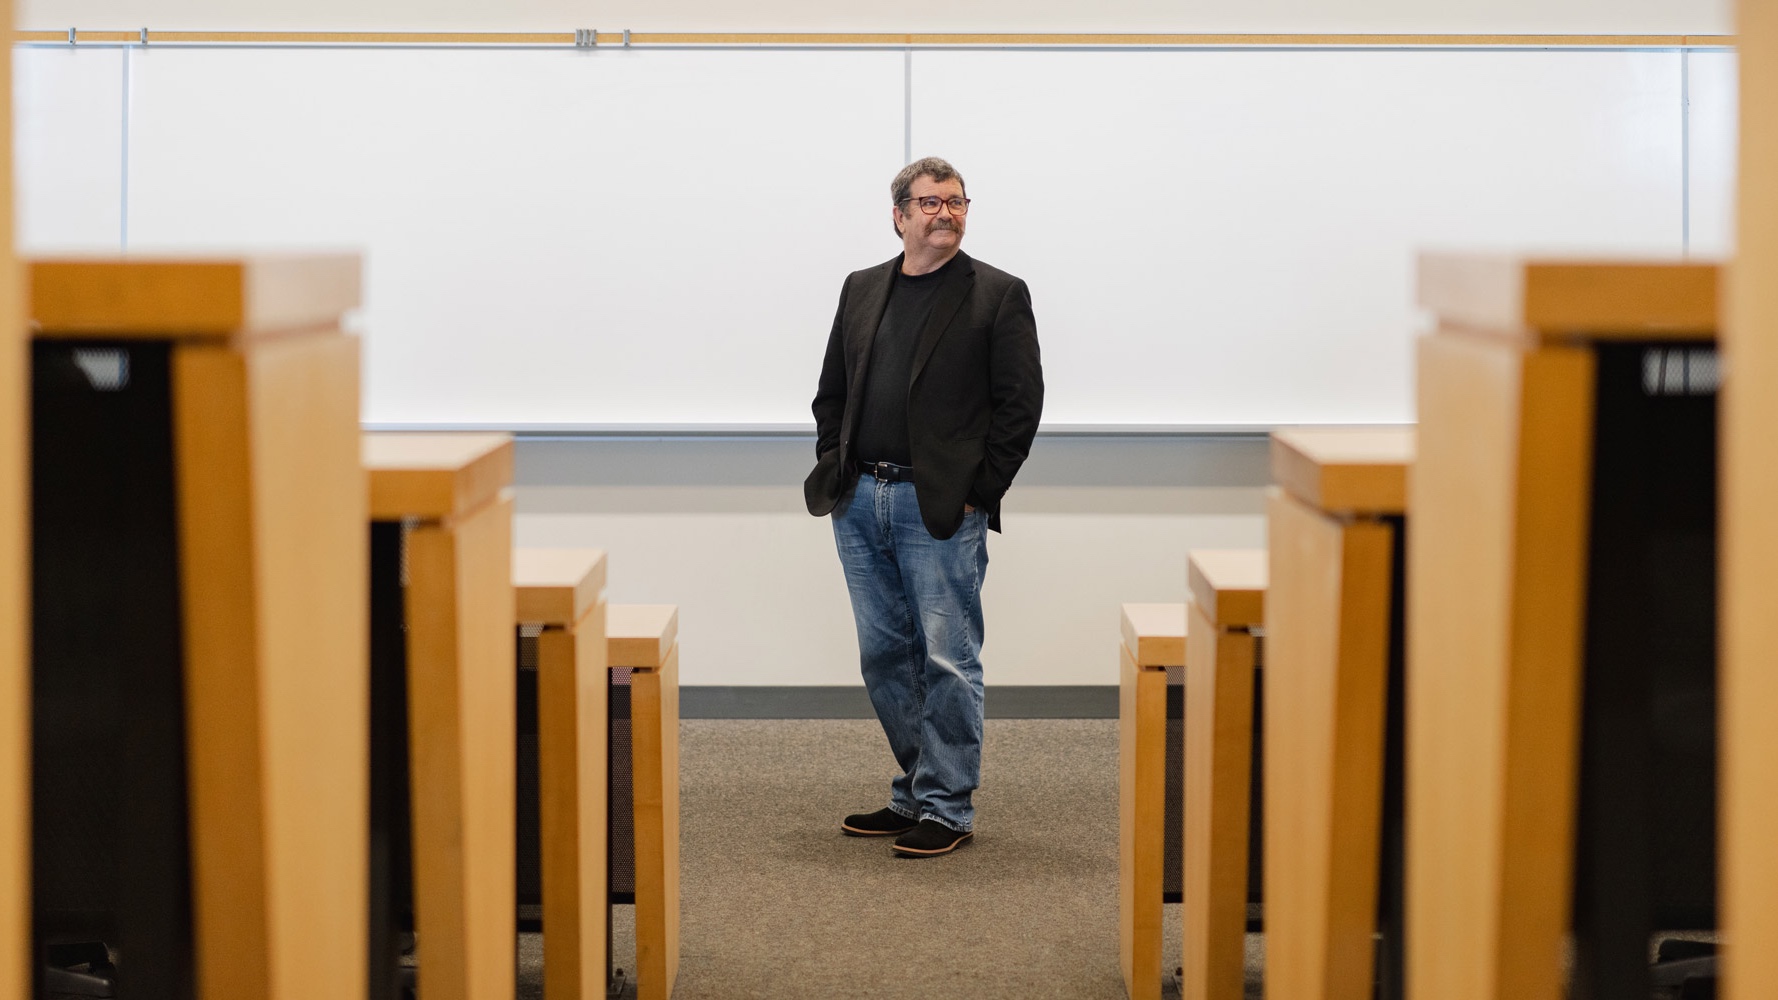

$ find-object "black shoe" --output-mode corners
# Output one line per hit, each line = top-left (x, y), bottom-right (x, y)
(841, 807), (917, 837)
(891, 819), (973, 857)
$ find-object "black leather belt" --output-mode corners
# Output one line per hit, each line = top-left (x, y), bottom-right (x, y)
(857, 460), (914, 482)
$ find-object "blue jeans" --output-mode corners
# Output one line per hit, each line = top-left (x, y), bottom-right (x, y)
(832, 473), (990, 832)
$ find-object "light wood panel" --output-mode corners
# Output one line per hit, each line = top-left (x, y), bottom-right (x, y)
(405, 493), (516, 1000)
(362, 432), (513, 521)
(1405, 331), (1594, 1000)
(173, 330), (368, 1000)
(536, 599), (609, 1000)
(28, 255), (361, 339)
(631, 642), (681, 1000)
(514, 547), (608, 627)
(1187, 550), (1268, 628)
(1182, 598), (1259, 1000)
(0, 3), (23, 996)
(609, 604), (679, 668)
(1416, 252), (1720, 342)
(1118, 639), (1169, 1000)
(1263, 488), (1395, 1000)
(1725, 2), (1778, 997)
(13, 29), (1729, 46)
(1270, 427), (1414, 514)
(1120, 603), (1187, 667)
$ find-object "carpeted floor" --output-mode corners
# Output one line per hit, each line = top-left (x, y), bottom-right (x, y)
(520, 718), (1264, 1000)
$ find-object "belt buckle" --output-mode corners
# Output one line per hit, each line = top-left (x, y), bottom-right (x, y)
(871, 462), (892, 481)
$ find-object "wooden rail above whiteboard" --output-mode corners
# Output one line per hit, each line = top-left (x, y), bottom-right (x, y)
(12, 29), (1739, 47)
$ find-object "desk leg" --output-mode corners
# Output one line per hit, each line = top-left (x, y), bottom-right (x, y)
(632, 645), (680, 1000)
(537, 603), (610, 1000)
(1265, 491), (1394, 1000)
(174, 335), (367, 1000)
(1119, 643), (1167, 1000)
(1725, 11), (1778, 999)
(406, 496), (516, 1000)
(1183, 605), (1256, 1000)
(1407, 333), (1592, 1000)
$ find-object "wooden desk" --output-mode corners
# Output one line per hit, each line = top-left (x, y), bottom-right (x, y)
(1118, 602), (1186, 1000)
(1410, 255), (1719, 1000)
(1726, 9), (1778, 1000)
(29, 256), (366, 1000)
(1264, 426), (1413, 1000)
(608, 604), (681, 1000)
(365, 432), (515, 1000)
(514, 548), (610, 1000)
(1182, 550), (1266, 1000)
(0, 13), (22, 997)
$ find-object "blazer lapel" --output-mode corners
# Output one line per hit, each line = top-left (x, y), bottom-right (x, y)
(909, 251), (976, 385)
(846, 256), (900, 394)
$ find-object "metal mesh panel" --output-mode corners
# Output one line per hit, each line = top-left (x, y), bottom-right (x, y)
(1163, 667), (1184, 900)
(1642, 347), (1722, 397)
(1249, 638), (1265, 908)
(610, 668), (636, 901)
(515, 629), (543, 920)
(32, 341), (194, 998)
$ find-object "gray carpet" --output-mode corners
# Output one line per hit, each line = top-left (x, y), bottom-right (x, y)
(520, 718), (1264, 999)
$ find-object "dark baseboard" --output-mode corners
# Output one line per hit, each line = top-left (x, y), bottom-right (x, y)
(680, 685), (1117, 720)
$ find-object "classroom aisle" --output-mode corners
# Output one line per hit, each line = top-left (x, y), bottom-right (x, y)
(522, 717), (1264, 999)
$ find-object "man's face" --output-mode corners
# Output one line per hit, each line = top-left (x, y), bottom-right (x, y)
(895, 175), (967, 256)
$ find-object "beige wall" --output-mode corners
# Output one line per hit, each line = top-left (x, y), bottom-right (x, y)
(18, 0), (1731, 35)
(512, 437), (1267, 687)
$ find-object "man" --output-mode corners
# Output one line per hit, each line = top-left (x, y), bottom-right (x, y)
(804, 157), (1044, 858)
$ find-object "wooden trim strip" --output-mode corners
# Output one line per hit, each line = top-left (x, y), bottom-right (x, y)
(13, 29), (1738, 48)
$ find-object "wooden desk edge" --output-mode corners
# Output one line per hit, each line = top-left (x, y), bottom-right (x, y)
(513, 547), (609, 626)
(1417, 252), (1720, 342)
(1270, 430), (1414, 515)
(1187, 550), (1269, 628)
(1120, 603), (1186, 668)
(29, 255), (362, 338)
(364, 433), (515, 521)
(609, 605), (680, 669)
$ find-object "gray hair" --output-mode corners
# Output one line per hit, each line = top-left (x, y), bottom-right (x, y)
(890, 157), (967, 237)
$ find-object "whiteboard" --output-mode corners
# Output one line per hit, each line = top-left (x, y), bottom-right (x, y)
(13, 44), (1730, 429)
(14, 46), (122, 252)
(913, 48), (1685, 426)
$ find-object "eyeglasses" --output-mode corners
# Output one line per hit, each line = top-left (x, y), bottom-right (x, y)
(900, 195), (971, 216)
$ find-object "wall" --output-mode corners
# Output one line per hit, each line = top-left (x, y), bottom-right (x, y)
(9, 0), (1737, 692)
(17, 0), (1732, 35)
(513, 435), (1268, 687)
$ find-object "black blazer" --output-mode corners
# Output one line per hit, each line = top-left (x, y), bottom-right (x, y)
(804, 250), (1044, 540)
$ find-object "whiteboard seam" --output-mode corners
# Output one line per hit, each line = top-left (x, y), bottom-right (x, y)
(904, 48), (912, 164)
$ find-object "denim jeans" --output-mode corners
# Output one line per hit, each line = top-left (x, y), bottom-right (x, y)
(831, 473), (990, 832)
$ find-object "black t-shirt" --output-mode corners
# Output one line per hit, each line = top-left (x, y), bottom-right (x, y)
(854, 257), (956, 466)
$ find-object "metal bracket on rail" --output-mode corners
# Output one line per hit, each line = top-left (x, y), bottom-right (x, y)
(575, 28), (597, 47)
